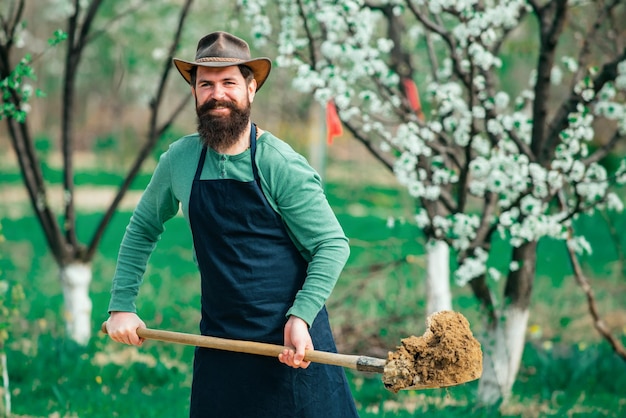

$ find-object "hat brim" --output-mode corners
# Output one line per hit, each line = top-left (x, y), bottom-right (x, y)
(173, 57), (272, 91)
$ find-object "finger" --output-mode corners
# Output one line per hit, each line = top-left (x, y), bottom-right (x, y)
(293, 346), (305, 366)
(129, 335), (139, 345)
(278, 348), (292, 365)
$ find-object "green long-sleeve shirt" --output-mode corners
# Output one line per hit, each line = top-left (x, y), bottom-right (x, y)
(108, 129), (349, 326)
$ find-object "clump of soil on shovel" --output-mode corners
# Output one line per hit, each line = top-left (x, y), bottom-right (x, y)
(382, 311), (482, 393)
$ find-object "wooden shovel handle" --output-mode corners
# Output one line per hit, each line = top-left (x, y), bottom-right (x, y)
(101, 322), (386, 373)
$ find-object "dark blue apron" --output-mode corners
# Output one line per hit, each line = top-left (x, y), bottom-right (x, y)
(187, 124), (359, 417)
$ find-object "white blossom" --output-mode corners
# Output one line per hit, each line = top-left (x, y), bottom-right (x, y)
(414, 209), (430, 229)
(520, 195), (544, 216)
(455, 248), (489, 286)
(562, 56), (579, 72)
(472, 106), (486, 119)
(471, 135), (491, 156)
(551, 66), (563, 85)
(494, 91), (510, 110)
(488, 267), (502, 281)
(606, 193), (624, 212)
(615, 159), (626, 185)
(567, 236), (592, 256)
(499, 208), (520, 227)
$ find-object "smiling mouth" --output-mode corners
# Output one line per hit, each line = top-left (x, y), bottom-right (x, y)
(207, 106), (231, 116)
(197, 99), (236, 118)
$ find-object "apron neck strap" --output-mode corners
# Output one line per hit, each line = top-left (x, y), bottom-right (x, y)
(194, 146), (208, 181)
(249, 123), (260, 183)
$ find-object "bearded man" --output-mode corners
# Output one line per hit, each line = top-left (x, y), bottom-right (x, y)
(104, 31), (358, 418)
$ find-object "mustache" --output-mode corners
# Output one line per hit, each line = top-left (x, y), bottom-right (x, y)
(196, 99), (237, 116)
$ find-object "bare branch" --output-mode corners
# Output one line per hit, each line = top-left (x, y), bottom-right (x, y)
(84, 2), (147, 46)
(0, 2), (68, 264)
(4, 118), (67, 264)
(342, 119), (395, 171)
(59, 0), (106, 255)
(560, 193), (626, 362)
(86, 0), (195, 260)
(0, 0), (25, 72)
(76, 0), (104, 50)
(4, 0), (25, 45)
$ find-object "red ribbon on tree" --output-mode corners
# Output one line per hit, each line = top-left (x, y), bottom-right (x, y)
(325, 100), (343, 145)
(402, 77), (424, 121)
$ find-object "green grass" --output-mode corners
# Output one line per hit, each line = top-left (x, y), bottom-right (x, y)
(0, 163), (154, 191)
(1, 165), (625, 417)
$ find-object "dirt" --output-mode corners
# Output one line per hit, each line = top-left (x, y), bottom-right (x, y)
(382, 310), (483, 393)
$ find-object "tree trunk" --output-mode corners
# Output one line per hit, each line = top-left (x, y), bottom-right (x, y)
(425, 239), (452, 315)
(477, 241), (537, 405)
(0, 351), (9, 417)
(477, 305), (529, 405)
(60, 263), (93, 345)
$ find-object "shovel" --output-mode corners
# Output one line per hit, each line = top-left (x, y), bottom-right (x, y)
(101, 310), (483, 392)
(101, 323), (387, 372)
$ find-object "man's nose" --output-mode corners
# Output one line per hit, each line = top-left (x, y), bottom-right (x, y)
(212, 84), (226, 99)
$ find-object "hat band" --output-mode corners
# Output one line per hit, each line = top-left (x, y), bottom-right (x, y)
(196, 57), (245, 63)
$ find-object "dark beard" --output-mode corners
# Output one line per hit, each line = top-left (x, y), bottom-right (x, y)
(196, 98), (251, 151)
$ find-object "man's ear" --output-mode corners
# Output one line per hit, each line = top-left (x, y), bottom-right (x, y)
(248, 79), (257, 103)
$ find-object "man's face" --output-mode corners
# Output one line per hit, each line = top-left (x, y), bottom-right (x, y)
(193, 66), (257, 151)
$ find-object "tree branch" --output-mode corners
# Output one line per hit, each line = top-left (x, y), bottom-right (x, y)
(544, 0), (626, 163)
(468, 274), (497, 324)
(0, 3), (67, 264)
(568, 245), (626, 361)
(84, 2), (146, 46)
(4, 118), (67, 264)
(561, 199), (626, 362)
(86, 0), (195, 260)
(342, 119), (395, 171)
(582, 129), (623, 166)
(296, 0), (318, 67)
(530, 0), (568, 163)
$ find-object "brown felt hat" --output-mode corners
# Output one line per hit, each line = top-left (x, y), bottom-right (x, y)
(173, 31), (272, 91)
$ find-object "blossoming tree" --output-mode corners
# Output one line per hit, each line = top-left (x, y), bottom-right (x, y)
(0, 0), (194, 344)
(239, 0), (626, 405)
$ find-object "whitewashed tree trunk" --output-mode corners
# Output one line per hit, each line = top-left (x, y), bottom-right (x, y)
(425, 239), (452, 315)
(60, 263), (93, 345)
(1, 351), (9, 417)
(478, 305), (530, 405)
